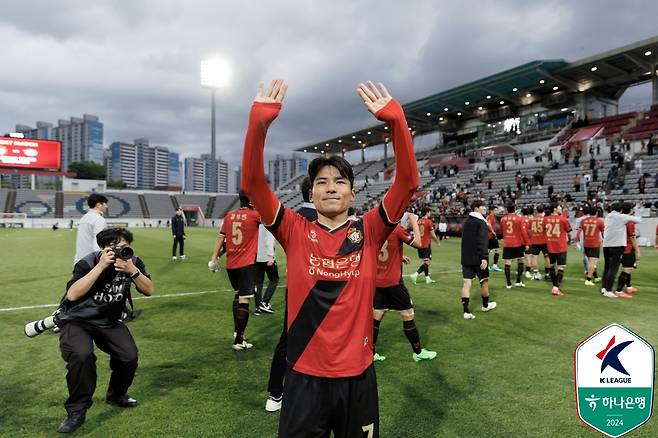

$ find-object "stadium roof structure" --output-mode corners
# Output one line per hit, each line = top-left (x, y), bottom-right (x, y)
(296, 35), (658, 155)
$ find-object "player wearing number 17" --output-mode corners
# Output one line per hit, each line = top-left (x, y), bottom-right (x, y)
(544, 203), (572, 296)
(240, 79), (419, 437)
(209, 193), (260, 350)
(573, 206), (604, 286)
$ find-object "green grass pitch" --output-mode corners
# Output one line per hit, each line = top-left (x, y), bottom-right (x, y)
(0, 227), (656, 437)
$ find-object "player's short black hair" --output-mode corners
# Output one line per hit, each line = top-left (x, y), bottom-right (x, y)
(420, 207), (430, 216)
(238, 191), (251, 207)
(610, 201), (623, 212)
(300, 176), (312, 203)
(308, 156), (354, 189)
(621, 202), (633, 214)
(87, 193), (108, 209)
(97, 228), (133, 248)
(523, 206), (534, 216)
(549, 202), (560, 214)
(536, 205), (544, 214)
(470, 199), (485, 211)
(505, 202), (516, 213)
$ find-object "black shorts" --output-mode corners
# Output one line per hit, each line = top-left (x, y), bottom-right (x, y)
(584, 247), (601, 258)
(503, 246), (525, 260)
(462, 264), (490, 282)
(279, 364), (379, 438)
(438, 230), (447, 240)
(529, 244), (548, 256)
(548, 252), (567, 266)
(488, 239), (499, 250)
(621, 252), (636, 268)
(418, 247), (432, 260)
(374, 283), (413, 311)
(226, 265), (257, 297)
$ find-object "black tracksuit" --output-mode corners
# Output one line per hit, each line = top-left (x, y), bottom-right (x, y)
(171, 214), (186, 256)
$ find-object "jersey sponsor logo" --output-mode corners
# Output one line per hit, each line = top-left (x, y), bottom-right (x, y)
(575, 323), (655, 437)
(308, 252), (361, 280)
(347, 227), (363, 244)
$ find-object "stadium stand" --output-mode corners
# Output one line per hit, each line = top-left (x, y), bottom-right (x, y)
(212, 194), (240, 218)
(13, 190), (57, 218)
(175, 194), (212, 215)
(142, 193), (176, 218)
(0, 189), (8, 213)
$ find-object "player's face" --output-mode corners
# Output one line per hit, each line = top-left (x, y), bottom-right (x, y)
(476, 205), (487, 215)
(311, 165), (355, 218)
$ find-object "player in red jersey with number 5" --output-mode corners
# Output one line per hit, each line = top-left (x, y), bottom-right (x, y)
(240, 79), (419, 437)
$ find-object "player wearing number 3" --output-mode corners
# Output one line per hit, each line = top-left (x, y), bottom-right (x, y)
(209, 192), (260, 350)
(544, 203), (572, 296)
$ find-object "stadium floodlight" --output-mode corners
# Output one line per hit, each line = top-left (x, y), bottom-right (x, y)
(590, 66), (598, 72)
(486, 95), (491, 99)
(444, 107), (449, 111)
(499, 100), (505, 105)
(457, 112), (462, 116)
(351, 135), (356, 139)
(426, 112), (431, 116)
(539, 79), (545, 84)
(478, 106), (483, 110)
(553, 86), (559, 91)
(367, 131), (371, 135)
(465, 101), (470, 105)
(439, 117), (444, 121)
(200, 57), (230, 192)
(303, 149), (307, 152)
(645, 50), (652, 56)
(325, 143), (329, 146)
(338, 139), (342, 143)
(512, 87), (518, 92)
(526, 93), (532, 98)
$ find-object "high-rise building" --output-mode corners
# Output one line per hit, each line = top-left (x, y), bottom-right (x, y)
(183, 155), (230, 193)
(15, 114), (103, 172)
(108, 139), (181, 190)
(267, 153), (308, 189)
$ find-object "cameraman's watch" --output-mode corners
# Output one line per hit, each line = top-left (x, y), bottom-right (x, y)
(131, 270), (141, 280)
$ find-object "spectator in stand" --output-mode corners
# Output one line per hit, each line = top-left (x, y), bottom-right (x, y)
(635, 157), (643, 175)
(574, 153), (580, 168)
(638, 175), (646, 195)
(573, 174), (581, 192)
(520, 153), (524, 164)
(592, 163), (599, 182)
(589, 157), (596, 171)
(548, 185), (554, 198)
(500, 156), (506, 172)
(584, 173), (591, 189)
(486, 178), (493, 190)
(654, 171), (658, 188)
(513, 152), (519, 165)
(647, 137), (654, 156)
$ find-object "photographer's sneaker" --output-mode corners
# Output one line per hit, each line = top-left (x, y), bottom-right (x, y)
(463, 312), (476, 320)
(57, 411), (86, 433)
(482, 301), (497, 312)
(258, 303), (274, 314)
(505, 284), (513, 289)
(232, 341), (253, 351)
(524, 271), (532, 279)
(172, 256), (177, 261)
(180, 255), (187, 260)
(106, 395), (138, 408)
(514, 282), (526, 288)
(265, 394), (283, 412)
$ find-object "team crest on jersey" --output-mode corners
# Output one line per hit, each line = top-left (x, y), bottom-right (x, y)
(347, 227), (363, 244)
(308, 230), (318, 243)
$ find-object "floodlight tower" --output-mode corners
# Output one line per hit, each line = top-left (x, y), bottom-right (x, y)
(200, 58), (230, 192)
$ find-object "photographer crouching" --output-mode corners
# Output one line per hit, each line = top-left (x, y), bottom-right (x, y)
(56, 228), (154, 433)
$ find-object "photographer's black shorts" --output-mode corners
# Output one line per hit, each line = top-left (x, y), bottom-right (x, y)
(548, 252), (568, 266)
(584, 247), (601, 258)
(374, 283), (413, 311)
(227, 265), (257, 297)
(621, 252), (636, 268)
(279, 364), (379, 438)
(503, 246), (525, 260)
(417, 247), (432, 260)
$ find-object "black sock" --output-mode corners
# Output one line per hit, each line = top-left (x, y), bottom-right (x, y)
(232, 293), (239, 333)
(616, 272), (629, 292)
(416, 265), (424, 275)
(627, 273), (632, 287)
(587, 276), (592, 281)
(556, 269), (564, 286)
(525, 265), (532, 272)
(593, 270), (598, 279)
(462, 297), (470, 313)
(517, 263), (525, 283)
(235, 303), (250, 344)
(550, 267), (558, 287)
(373, 319), (381, 350)
(424, 264), (430, 277)
(504, 265), (511, 286)
(544, 267), (550, 275)
(482, 295), (489, 308)
(493, 253), (500, 265)
(403, 320), (422, 354)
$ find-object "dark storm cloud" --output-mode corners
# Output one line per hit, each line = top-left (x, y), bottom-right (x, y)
(1, 0), (656, 167)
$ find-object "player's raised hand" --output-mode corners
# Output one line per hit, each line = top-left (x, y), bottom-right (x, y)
(357, 81), (392, 114)
(254, 79), (288, 104)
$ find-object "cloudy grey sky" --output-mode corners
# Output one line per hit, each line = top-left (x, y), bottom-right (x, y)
(1, 0), (657, 168)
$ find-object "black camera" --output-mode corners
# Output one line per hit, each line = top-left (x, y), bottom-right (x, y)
(112, 246), (134, 260)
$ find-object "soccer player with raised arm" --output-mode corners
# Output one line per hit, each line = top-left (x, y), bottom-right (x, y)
(240, 79), (419, 437)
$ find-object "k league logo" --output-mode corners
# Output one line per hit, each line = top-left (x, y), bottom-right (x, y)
(575, 323), (655, 437)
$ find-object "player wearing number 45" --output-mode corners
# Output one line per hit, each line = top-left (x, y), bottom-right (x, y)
(209, 192), (260, 351)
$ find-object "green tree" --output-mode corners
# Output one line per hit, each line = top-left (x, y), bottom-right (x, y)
(107, 179), (127, 189)
(67, 161), (106, 180)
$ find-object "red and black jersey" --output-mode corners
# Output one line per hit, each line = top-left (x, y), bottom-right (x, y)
(624, 222), (636, 254)
(529, 215), (546, 245)
(486, 213), (498, 240)
(500, 214), (530, 248)
(376, 225), (414, 288)
(544, 214), (572, 253)
(579, 216), (605, 249)
(240, 98), (419, 378)
(219, 208), (260, 269)
(417, 217), (434, 248)
(268, 204), (395, 377)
